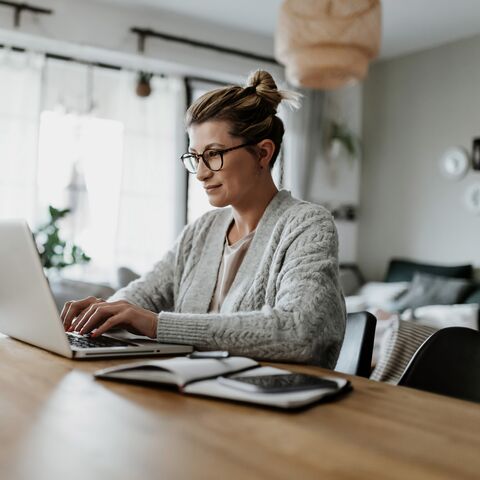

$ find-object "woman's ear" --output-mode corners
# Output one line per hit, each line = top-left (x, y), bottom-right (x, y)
(256, 139), (276, 169)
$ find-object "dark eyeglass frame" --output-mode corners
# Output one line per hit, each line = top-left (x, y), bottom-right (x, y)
(180, 142), (254, 173)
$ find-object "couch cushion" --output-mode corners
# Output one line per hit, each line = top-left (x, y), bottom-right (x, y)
(117, 266), (140, 289)
(402, 304), (479, 331)
(389, 272), (472, 312)
(49, 278), (115, 311)
(339, 264), (364, 296)
(384, 258), (473, 282)
(464, 285), (480, 304)
(370, 319), (437, 384)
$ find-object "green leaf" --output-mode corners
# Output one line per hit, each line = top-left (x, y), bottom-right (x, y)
(33, 205), (91, 273)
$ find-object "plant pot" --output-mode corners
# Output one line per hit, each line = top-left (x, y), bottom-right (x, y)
(136, 81), (151, 97)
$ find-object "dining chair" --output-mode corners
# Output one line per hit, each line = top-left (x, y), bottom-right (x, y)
(398, 326), (480, 403)
(335, 311), (377, 377)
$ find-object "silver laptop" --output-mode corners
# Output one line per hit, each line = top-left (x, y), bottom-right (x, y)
(0, 219), (193, 359)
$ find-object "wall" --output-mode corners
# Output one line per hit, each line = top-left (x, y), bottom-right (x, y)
(309, 84), (363, 263)
(0, 0), (362, 263)
(0, 0), (283, 242)
(360, 34), (480, 280)
(0, 0), (281, 82)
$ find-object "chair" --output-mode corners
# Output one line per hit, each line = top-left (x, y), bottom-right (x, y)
(335, 311), (377, 377)
(398, 327), (480, 403)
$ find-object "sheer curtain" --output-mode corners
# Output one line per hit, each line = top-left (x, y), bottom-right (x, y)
(186, 79), (220, 224)
(281, 88), (325, 201)
(0, 49), (44, 223)
(38, 59), (187, 282)
(0, 50), (187, 283)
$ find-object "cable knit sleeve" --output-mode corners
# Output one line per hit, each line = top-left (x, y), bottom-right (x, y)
(108, 224), (193, 313)
(157, 212), (346, 368)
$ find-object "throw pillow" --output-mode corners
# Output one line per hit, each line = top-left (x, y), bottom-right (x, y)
(117, 266), (140, 289)
(401, 304), (479, 331)
(339, 265), (364, 296)
(464, 285), (480, 304)
(357, 281), (410, 309)
(389, 272), (472, 312)
(49, 278), (115, 311)
(370, 319), (437, 384)
(384, 258), (473, 282)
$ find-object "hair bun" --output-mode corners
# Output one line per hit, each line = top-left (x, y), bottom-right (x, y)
(245, 70), (302, 111)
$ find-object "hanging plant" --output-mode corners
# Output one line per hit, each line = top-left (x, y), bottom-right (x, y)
(325, 120), (361, 162)
(34, 206), (91, 272)
(136, 71), (153, 97)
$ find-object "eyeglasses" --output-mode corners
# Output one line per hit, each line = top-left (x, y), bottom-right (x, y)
(180, 142), (253, 174)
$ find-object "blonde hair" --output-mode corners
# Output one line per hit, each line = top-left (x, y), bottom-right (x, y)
(185, 70), (301, 168)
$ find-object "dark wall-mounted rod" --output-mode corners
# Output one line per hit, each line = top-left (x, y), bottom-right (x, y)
(0, 1), (53, 27)
(131, 27), (279, 65)
(0, 43), (122, 70)
(0, 43), (230, 87)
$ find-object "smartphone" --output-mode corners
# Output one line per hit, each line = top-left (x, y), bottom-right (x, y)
(217, 373), (339, 394)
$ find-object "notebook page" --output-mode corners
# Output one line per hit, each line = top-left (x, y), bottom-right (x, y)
(95, 356), (258, 387)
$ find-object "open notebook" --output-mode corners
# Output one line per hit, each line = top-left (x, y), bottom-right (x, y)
(94, 356), (351, 410)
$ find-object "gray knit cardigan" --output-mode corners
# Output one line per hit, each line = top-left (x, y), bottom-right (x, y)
(110, 190), (346, 367)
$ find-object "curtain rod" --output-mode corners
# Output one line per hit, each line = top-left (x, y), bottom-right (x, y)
(0, 43), (122, 71)
(0, 44), (231, 86)
(130, 27), (279, 65)
(0, 1), (53, 27)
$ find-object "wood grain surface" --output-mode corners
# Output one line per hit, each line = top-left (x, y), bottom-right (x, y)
(1, 334), (479, 480)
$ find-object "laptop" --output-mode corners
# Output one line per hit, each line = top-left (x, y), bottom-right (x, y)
(0, 219), (193, 359)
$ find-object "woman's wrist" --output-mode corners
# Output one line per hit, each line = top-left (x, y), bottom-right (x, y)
(150, 313), (159, 339)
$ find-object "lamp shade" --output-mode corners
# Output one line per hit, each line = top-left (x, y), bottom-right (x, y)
(275, 0), (381, 90)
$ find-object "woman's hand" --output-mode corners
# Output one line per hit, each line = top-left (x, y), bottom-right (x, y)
(60, 297), (158, 338)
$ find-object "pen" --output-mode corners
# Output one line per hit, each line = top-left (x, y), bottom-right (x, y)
(188, 351), (230, 359)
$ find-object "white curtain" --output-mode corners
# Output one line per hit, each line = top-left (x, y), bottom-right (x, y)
(38, 59), (187, 282)
(281, 88), (325, 200)
(186, 79), (219, 224)
(0, 49), (44, 223)
(0, 50), (187, 283)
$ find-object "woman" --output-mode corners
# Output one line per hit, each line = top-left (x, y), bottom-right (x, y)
(61, 70), (346, 367)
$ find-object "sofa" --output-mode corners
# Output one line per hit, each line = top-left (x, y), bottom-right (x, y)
(340, 258), (480, 383)
(49, 267), (140, 311)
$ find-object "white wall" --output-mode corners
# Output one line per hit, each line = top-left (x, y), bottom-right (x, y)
(308, 84), (363, 263)
(360, 34), (480, 280)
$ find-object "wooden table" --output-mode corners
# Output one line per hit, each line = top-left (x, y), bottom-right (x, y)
(1, 334), (479, 480)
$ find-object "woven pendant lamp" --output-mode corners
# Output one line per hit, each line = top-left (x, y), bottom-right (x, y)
(275, 0), (381, 90)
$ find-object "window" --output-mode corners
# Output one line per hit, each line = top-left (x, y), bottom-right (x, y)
(1, 51), (186, 283)
(0, 50), (43, 223)
(186, 80), (221, 224)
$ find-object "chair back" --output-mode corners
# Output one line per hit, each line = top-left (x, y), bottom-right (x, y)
(335, 311), (377, 377)
(398, 327), (480, 403)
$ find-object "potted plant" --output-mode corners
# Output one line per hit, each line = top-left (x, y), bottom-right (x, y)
(136, 71), (153, 97)
(34, 206), (91, 274)
(325, 120), (361, 162)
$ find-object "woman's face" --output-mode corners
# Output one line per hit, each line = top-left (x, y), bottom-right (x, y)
(188, 120), (266, 208)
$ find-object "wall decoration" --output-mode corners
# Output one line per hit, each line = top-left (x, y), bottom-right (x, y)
(439, 147), (469, 181)
(472, 137), (480, 171)
(464, 183), (480, 215)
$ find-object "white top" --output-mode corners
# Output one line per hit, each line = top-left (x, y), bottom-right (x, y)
(209, 229), (256, 313)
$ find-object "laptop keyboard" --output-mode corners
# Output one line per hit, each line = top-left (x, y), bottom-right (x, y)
(67, 333), (132, 349)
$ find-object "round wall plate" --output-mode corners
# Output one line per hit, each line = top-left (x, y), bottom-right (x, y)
(439, 147), (470, 180)
(464, 183), (480, 215)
